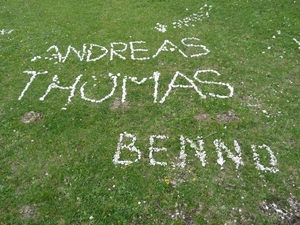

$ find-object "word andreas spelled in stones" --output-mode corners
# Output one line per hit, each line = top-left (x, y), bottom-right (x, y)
(30, 37), (210, 63)
(113, 132), (279, 173)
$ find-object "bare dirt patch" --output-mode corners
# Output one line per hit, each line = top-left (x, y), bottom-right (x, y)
(216, 110), (238, 123)
(110, 98), (130, 111)
(20, 205), (38, 220)
(194, 110), (239, 123)
(21, 111), (44, 123)
(194, 110), (210, 122)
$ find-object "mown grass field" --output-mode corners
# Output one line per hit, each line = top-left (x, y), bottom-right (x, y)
(1, 0), (300, 224)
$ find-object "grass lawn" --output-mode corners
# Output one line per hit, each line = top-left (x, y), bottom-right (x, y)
(0, 0), (300, 224)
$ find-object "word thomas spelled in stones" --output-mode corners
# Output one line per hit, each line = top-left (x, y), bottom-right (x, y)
(18, 69), (234, 110)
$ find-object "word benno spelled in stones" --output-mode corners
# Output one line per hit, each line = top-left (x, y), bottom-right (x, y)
(113, 132), (279, 173)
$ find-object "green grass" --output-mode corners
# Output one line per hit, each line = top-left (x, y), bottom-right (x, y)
(1, 0), (300, 224)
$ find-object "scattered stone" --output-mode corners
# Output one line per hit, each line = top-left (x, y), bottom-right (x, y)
(261, 194), (300, 224)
